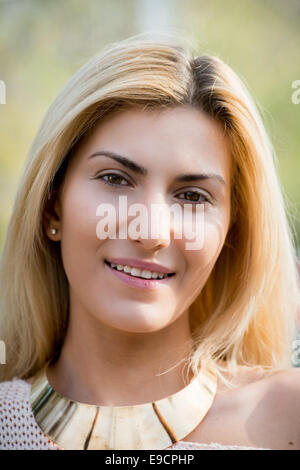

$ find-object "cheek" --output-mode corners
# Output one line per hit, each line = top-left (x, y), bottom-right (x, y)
(59, 182), (108, 283)
(201, 216), (229, 265)
(180, 211), (230, 295)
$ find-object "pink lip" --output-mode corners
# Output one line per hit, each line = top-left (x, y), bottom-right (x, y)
(105, 262), (174, 290)
(105, 257), (175, 274)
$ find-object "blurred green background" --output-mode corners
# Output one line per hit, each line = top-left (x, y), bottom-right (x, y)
(0, 0), (299, 253)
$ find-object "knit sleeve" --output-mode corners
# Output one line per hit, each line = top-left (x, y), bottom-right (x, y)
(0, 377), (60, 450)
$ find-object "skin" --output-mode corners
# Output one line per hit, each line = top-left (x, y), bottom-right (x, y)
(181, 365), (300, 450)
(41, 105), (300, 449)
(44, 104), (231, 403)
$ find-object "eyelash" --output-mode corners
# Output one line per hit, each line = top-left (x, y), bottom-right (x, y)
(94, 172), (211, 204)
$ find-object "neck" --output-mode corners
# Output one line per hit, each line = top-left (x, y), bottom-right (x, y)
(47, 306), (195, 406)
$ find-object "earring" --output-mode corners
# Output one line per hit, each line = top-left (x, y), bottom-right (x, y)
(50, 228), (57, 235)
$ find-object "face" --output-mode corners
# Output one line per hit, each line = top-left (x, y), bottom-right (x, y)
(47, 106), (231, 333)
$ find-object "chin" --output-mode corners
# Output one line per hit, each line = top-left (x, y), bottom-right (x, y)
(101, 313), (171, 334)
(121, 324), (168, 334)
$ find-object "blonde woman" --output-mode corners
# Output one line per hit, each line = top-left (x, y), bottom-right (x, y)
(0, 34), (299, 451)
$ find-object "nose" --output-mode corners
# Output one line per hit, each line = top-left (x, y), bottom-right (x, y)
(128, 191), (173, 252)
(132, 233), (170, 252)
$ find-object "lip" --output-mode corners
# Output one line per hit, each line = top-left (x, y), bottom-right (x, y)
(104, 261), (175, 290)
(105, 257), (175, 274)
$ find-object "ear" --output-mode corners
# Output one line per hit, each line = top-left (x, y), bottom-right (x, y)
(43, 190), (62, 241)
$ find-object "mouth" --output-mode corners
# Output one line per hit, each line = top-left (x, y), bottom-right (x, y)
(104, 259), (176, 280)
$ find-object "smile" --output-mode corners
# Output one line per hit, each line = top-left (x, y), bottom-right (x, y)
(104, 260), (175, 289)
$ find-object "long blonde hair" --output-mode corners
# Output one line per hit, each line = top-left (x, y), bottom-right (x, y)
(0, 33), (299, 383)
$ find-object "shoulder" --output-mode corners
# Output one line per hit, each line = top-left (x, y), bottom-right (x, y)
(263, 368), (300, 431)
(0, 377), (30, 403)
(0, 378), (31, 448)
(0, 377), (32, 424)
(260, 367), (300, 417)
(217, 362), (300, 391)
(212, 364), (300, 450)
(265, 366), (300, 391)
(216, 362), (276, 391)
(240, 366), (300, 449)
(0, 377), (59, 450)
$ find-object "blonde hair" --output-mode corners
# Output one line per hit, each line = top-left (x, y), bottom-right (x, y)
(0, 33), (299, 384)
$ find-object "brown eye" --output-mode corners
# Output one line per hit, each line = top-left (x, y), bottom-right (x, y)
(185, 191), (200, 202)
(177, 191), (209, 204)
(96, 173), (130, 186)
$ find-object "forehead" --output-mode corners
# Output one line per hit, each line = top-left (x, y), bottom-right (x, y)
(74, 105), (231, 182)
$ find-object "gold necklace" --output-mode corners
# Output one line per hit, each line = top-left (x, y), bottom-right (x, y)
(30, 360), (217, 450)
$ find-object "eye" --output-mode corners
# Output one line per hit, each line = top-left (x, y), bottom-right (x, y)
(94, 173), (211, 204)
(95, 172), (131, 187)
(176, 190), (210, 204)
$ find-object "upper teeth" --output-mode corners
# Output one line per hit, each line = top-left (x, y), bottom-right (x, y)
(108, 263), (170, 279)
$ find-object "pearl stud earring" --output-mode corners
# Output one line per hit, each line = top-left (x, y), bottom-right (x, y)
(50, 228), (57, 235)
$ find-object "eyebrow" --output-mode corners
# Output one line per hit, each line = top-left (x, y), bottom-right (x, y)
(89, 150), (226, 186)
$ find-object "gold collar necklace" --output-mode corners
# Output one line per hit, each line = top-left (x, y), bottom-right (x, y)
(30, 360), (217, 450)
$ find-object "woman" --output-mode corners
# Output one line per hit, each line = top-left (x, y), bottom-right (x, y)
(0, 34), (299, 450)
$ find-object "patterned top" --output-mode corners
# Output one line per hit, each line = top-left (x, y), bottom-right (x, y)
(0, 378), (269, 450)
